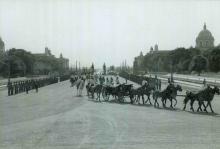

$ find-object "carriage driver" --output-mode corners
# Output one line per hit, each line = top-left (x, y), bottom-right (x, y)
(142, 79), (148, 86)
(116, 76), (120, 84)
(106, 77), (110, 85)
(110, 77), (114, 85)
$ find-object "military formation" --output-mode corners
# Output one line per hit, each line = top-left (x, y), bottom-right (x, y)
(7, 75), (70, 96)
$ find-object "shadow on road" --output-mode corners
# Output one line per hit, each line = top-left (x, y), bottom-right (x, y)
(154, 106), (181, 112)
(186, 110), (219, 117)
(86, 96), (220, 117)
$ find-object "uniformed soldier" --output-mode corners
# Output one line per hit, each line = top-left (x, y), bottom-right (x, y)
(22, 81), (25, 92)
(34, 80), (39, 93)
(7, 81), (12, 96)
(14, 82), (18, 94)
(166, 80), (174, 96)
(25, 81), (29, 94)
(11, 82), (14, 95)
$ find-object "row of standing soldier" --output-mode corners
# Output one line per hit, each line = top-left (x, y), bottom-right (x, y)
(7, 77), (58, 96)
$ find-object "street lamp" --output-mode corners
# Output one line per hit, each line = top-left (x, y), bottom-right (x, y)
(170, 60), (174, 83)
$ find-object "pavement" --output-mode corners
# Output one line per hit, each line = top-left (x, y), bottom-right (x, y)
(0, 77), (220, 149)
(161, 74), (220, 87)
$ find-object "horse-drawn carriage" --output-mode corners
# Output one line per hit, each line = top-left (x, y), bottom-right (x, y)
(101, 83), (133, 103)
(83, 74), (220, 113)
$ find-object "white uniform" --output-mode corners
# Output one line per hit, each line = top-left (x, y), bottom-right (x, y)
(88, 79), (95, 85)
(142, 80), (148, 86)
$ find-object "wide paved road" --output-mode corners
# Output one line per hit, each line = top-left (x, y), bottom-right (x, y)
(0, 77), (220, 149)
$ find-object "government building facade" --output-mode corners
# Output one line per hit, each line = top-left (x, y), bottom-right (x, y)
(133, 23), (219, 73)
(0, 36), (69, 75)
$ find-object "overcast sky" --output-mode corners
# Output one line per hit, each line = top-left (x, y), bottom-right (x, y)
(0, 0), (220, 68)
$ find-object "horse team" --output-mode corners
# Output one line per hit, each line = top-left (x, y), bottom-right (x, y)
(71, 75), (220, 113)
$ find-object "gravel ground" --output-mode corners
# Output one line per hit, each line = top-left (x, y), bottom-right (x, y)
(0, 77), (220, 149)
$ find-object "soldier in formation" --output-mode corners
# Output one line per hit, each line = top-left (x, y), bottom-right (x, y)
(7, 76), (68, 96)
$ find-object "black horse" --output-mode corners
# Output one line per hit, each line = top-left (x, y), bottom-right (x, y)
(153, 84), (182, 108)
(94, 84), (103, 102)
(131, 84), (154, 105)
(153, 89), (168, 108)
(130, 84), (147, 104)
(163, 84), (182, 107)
(86, 83), (95, 98)
(102, 85), (118, 101)
(183, 86), (220, 113)
(143, 85), (155, 105)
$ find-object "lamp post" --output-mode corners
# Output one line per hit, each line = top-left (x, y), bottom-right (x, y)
(170, 60), (174, 83)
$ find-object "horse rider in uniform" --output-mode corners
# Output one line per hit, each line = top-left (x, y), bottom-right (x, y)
(106, 77), (110, 86)
(142, 79), (148, 86)
(110, 77), (114, 85)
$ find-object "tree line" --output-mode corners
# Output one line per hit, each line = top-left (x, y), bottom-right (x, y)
(0, 48), (68, 78)
(133, 46), (220, 75)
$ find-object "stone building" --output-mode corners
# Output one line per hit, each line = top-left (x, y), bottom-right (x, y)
(33, 47), (69, 74)
(133, 51), (144, 73)
(196, 23), (214, 51)
(133, 44), (171, 73)
(59, 53), (69, 69)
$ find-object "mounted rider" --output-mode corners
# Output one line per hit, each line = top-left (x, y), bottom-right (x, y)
(106, 77), (110, 86)
(110, 77), (114, 85)
(142, 79), (148, 87)
(88, 76), (95, 86)
(166, 78), (175, 95)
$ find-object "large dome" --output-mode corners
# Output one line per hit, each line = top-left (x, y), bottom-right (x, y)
(196, 23), (214, 50)
(197, 25), (214, 40)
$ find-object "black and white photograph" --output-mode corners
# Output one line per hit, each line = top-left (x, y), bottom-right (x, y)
(0, 0), (220, 148)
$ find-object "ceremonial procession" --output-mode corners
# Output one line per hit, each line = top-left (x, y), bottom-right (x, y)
(1, 0), (220, 149)
(69, 72), (219, 114)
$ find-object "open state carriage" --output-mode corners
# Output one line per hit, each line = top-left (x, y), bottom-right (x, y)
(102, 83), (133, 103)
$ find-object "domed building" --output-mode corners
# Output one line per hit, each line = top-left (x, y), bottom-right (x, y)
(196, 23), (214, 51)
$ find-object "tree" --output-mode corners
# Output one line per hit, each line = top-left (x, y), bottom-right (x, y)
(0, 48), (35, 77)
(189, 55), (208, 76)
(208, 47), (220, 72)
(103, 63), (106, 75)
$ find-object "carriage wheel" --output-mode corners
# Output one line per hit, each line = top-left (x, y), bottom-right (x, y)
(104, 93), (109, 101)
(117, 93), (124, 103)
(102, 92), (109, 101)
